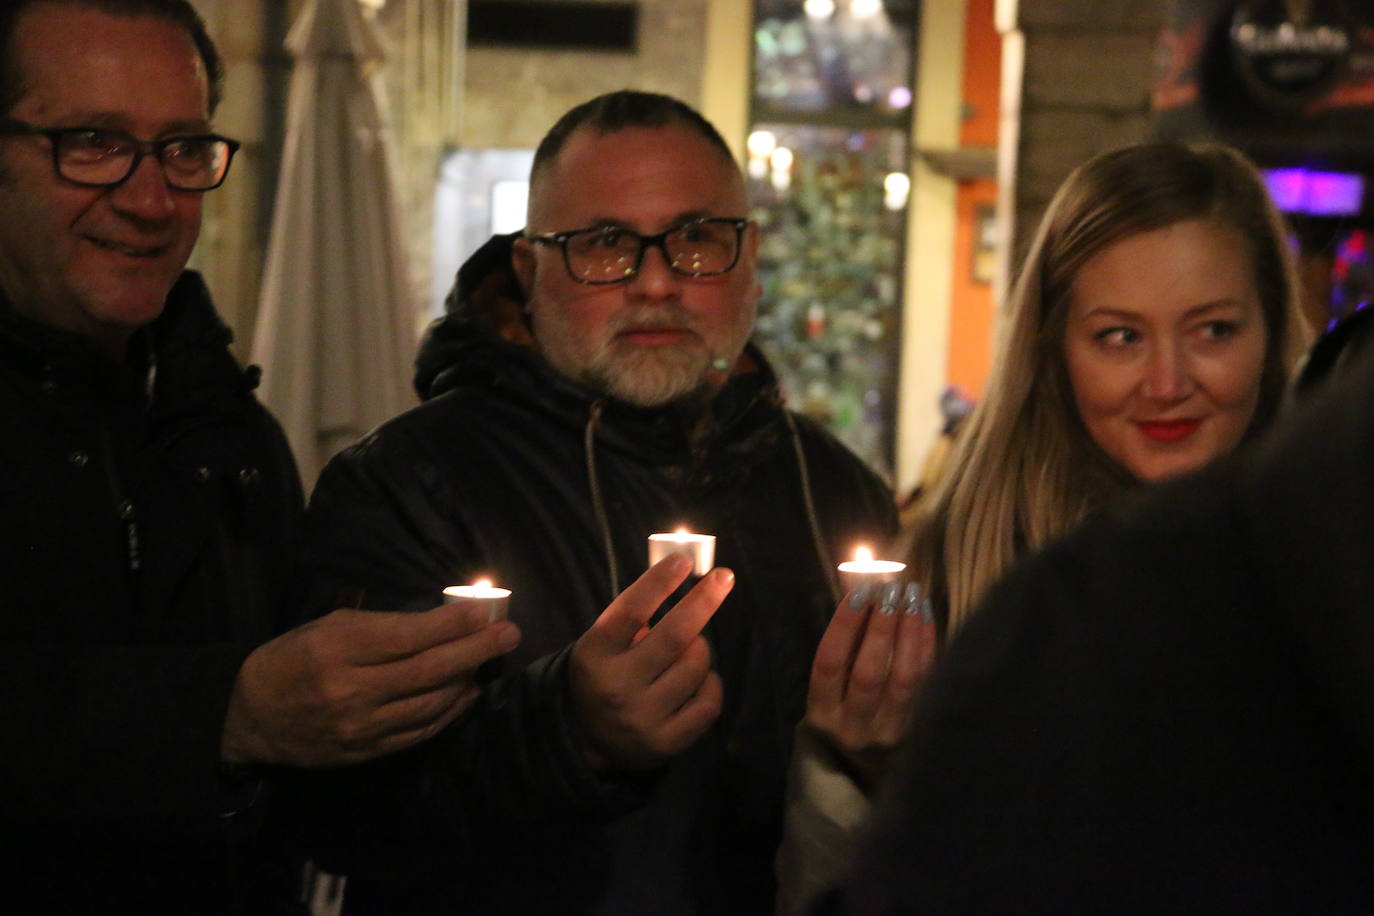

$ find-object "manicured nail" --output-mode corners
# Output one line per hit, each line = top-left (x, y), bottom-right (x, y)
(919, 598), (935, 625)
(878, 582), (901, 615)
(902, 581), (922, 615)
(847, 584), (872, 610)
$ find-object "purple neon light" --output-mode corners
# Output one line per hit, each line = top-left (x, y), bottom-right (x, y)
(1263, 167), (1365, 217)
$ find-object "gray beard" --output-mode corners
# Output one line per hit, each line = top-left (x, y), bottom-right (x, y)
(581, 342), (714, 407)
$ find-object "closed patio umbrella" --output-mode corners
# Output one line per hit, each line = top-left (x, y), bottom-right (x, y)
(252, 0), (416, 486)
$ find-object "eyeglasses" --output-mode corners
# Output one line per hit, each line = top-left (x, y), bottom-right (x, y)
(527, 217), (749, 285)
(0, 118), (239, 191)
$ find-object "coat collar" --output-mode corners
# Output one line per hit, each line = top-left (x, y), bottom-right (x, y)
(0, 271), (255, 415)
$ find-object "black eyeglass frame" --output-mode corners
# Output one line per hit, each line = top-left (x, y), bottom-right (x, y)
(0, 118), (240, 191)
(527, 217), (750, 285)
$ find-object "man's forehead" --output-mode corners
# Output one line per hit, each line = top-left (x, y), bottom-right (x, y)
(543, 123), (740, 180)
(530, 124), (747, 230)
(10, 5), (209, 124)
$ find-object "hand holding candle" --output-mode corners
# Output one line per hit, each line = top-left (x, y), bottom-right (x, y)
(647, 528), (716, 577)
(221, 598), (520, 768)
(806, 547), (936, 758)
(568, 552), (731, 770)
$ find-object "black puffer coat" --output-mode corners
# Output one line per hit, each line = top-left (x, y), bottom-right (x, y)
(296, 233), (897, 915)
(0, 272), (305, 914)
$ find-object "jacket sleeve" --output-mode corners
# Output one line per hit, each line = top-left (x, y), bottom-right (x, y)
(284, 432), (657, 872)
(774, 723), (880, 916)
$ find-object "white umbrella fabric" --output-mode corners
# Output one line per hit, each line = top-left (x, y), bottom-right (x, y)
(252, 0), (416, 487)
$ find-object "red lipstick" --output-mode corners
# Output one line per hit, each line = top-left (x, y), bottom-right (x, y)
(1136, 419), (1201, 442)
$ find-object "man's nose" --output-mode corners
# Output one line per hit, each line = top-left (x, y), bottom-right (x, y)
(106, 154), (177, 221)
(626, 241), (681, 298)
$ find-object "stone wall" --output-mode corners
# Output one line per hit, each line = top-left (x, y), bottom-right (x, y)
(459, 0), (710, 150)
(187, 0), (289, 353)
(999, 0), (1170, 270)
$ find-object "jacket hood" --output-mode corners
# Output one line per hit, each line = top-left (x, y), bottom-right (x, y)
(413, 231), (544, 402)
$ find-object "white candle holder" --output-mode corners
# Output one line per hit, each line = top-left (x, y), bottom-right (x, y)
(442, 580), (511, 623)
(647, 530), (716, 577)
(836, 546), (906, 592)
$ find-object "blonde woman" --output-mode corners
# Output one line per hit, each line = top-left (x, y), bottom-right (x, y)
(779, 141), (1310, 912)
(909, 140), (1308, 633)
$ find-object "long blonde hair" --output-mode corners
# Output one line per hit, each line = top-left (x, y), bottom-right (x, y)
(909, 142), (1309, 632)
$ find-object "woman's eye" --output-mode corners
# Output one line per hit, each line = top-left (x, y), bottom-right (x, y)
(1199, 320), (1239, 341)
(1093, 327), (1139, 347)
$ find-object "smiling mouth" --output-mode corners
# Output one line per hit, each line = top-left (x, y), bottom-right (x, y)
(87, 237), (167, 258)
(1136, 419), (1202, 442)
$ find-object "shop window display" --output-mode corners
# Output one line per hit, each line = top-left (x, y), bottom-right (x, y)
(750, 0), (916, 478)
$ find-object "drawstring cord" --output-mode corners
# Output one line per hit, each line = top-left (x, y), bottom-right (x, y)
(784, 411), (840, 604)
(584, 401), (621, 600)
(586, 400), (835, 606)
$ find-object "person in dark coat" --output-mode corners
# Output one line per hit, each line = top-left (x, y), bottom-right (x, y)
(0, 2), (516, 912)
(292, 90), (897, 914)
(815, 303), (1374, 913)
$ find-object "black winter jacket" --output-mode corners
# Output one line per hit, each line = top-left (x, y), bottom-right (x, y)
(295, 233), (897, 915)
(0, 272), (305, 914)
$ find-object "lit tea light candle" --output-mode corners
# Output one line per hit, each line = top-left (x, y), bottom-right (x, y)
(442, 579), (511, 623)
(837, 546), (906, 591)
(647, 528), (716, 577)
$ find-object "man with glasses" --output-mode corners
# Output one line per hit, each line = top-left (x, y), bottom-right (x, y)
(295, 91), (896, 914)
(0, 2), (517, 912)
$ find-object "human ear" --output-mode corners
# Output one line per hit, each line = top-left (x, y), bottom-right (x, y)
(511, 236), (535, 301)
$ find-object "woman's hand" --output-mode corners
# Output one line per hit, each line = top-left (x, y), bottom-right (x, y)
(805, 581), (937, 758)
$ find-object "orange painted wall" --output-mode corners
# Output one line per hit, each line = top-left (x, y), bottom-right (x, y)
(958, 0), (999, 149)
(945, 0), (1000, 400)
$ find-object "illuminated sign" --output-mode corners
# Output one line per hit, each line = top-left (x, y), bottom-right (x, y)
(1264, 166), (1365, 216)
(1231, 0), (1353, 106)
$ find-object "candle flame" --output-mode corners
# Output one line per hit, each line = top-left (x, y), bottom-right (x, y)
(474, 578), (492, 589)
(854, 546), (873, 564)
(675, 527), (689, 535)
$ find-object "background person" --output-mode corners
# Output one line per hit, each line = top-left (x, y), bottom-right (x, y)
(291, 90), (896, 915)
(776, 141), (1311, 912)
(0, 3), (517, 911)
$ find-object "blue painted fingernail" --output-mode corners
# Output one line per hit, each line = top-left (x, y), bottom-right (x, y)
(902, 581), (922, 615)
(847, 584), (872, 610)
(878, 582), (901, 615)
(919, 597), (935, 624)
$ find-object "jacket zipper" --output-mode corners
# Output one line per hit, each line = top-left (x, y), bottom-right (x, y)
(97, 422), (141, 573)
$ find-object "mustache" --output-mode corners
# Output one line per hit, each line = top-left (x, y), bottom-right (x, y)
(607, 307), (698, 335)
